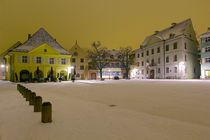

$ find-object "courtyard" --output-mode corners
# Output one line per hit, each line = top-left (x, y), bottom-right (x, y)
(0, 79), (210, 140)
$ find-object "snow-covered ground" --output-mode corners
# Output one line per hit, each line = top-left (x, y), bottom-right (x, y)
(1, 79), (210, 140)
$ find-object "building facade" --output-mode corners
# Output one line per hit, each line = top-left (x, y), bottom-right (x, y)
(69, 41), (89, 80)
(88, 49), (123, 80)
(134, 19), (200, 79)
(200, 28), (210, 79)
(4, 28), (72, 82)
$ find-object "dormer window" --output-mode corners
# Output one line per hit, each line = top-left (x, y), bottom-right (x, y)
(44, 49), (47, 52)
(169, 33), (175, 38)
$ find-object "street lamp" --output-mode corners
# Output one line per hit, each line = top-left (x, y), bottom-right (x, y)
(1, 64), (5, 68)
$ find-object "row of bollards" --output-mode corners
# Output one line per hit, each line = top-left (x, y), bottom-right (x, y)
(17, 84), (52, 123)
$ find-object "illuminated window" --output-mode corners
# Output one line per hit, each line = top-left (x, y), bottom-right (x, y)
(205, 47), (210, 52)
(22, 56), (28, 63)
(205, 58), (210, 63)
(61, 58), (66, 64)
(36, 57), (42, 64)
(49, 58), (55, 64)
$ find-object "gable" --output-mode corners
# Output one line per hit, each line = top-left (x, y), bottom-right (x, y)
(28, 43), (60, 55)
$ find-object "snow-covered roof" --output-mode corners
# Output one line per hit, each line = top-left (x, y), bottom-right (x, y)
(13, 28), (70, 55)
(142, 19), (193, 46)
(200, 28), (210, 38)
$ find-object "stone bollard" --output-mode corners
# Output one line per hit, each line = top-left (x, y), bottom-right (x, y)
(34, 96), (42, 112)
(41, 102), (52, 123)
(29, 92), (36, 105)
(26, 90), (32, 101)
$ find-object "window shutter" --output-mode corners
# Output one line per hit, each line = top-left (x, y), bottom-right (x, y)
(58, 58), (61, 64)
(28, 56), (30, 63)
(66, 58), (69, 64)
(54, 58), (56, 64)
(33, 57), (36, 63)
(18, 56), (21, 63)
(46, 57), (49, 64)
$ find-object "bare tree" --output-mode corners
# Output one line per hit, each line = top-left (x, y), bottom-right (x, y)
(118, 46), (135, 79)
(88, 41), (110, 80)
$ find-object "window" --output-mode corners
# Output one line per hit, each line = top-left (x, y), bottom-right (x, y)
(141, 70), (144, 74)
(157, 47), (160, 53)
(166, 45), (169, 51)
(158, 68), (161, 73)
(173, 42), (177, 49)
(44, 49), (47, 52)
(166, 56), (169, 63)
(141, 52), (144, 57)
(158, 57), (160, 64)
(141, 61), (144, 66)
(72, 58), (76, 63)
(146, 50), (149, 56)
(151, 49), (154, 55)
(49, 58), (55, 64)
(137, 62), (140, 66)
(36, 57), (42, 64)
(166, 67), (169, 73)
(174, 67), (177, 73)
(61, 58), (66, 64)
(174, 55), (177, 62)
(80, 65), (84, 70)
(205, 58), (210, 63)
(80, 58), (84, 63)
(137, 54), (140, 58)
(185, 55), (187, 61)
(205, 47), (210, 52)
(22, 56), (28, 63)
(151, 59), (155, 66)
(184, 42), (187, 49)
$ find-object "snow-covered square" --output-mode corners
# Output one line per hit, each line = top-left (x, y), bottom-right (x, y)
(0, 79), (210, 140)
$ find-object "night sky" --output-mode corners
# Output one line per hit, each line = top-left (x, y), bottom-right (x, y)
(0, 0), (209, 54)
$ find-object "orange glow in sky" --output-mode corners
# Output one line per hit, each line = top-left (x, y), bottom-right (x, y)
(0, 0), (209, 54)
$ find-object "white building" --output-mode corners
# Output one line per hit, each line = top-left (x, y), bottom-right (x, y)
(200, 28), (210, 79)
(134, 19), (200, 79)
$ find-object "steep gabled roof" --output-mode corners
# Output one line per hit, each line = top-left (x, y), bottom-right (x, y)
(200, 28), (210, 38)
(13, 28), (70, 55)
(0, 41), (22, 57)
(142, 19), (194, 46)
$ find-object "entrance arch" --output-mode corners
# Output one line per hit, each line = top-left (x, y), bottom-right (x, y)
(60, 70), (67, 80)
(20, 70), (30, 82)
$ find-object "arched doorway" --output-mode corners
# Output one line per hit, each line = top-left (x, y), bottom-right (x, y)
(20, 70), (30, 82)
(150, 70), (155, 79)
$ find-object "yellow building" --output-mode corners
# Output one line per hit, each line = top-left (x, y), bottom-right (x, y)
(4, 28), (72, 82)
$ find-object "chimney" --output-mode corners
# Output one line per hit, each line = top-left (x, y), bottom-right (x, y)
(171, 23), (177, 28)
(28, 34), (31, 39)
(154, 31), (159, 34)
